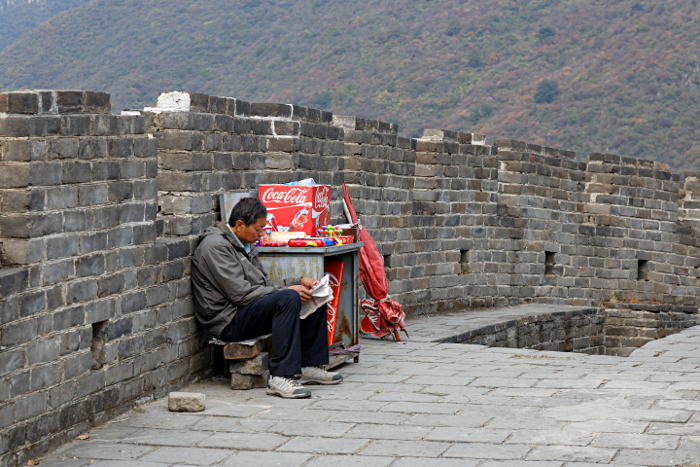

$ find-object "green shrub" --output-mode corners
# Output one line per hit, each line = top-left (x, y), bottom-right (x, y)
(534, 80), (560, 103)
(537, 26), (556, 40)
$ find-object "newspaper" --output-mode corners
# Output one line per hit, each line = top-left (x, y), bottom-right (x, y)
(300, 274), (334, 319)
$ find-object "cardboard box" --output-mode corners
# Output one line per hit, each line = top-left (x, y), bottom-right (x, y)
(258, 184), (331, 237)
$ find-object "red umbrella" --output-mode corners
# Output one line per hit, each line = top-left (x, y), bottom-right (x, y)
(342, 183), (408, 341)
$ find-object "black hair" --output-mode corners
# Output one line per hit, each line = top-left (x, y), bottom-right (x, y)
(228, 197), (267, 227)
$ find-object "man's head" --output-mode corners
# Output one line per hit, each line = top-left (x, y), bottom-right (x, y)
(228, 198), (267, 244)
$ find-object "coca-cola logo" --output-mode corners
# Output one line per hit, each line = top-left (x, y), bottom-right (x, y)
(314, 186), (330, 210)
(261, 187), (309, 205)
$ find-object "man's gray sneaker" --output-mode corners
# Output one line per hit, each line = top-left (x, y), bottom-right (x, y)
(300, 366), (343, 385)
(266, 376), (311, 399)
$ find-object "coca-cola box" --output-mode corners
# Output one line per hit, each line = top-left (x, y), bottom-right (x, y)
(258, 185), (331, 237)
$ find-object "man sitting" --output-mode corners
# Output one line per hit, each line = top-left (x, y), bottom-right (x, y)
(191, 197), (342, 398)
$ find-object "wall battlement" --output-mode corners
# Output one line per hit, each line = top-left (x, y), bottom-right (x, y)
(2, 89), (700, 465)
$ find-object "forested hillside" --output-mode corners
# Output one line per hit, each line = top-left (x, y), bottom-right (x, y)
(0, 0), (90, 50)
(1, 0), (699, 171)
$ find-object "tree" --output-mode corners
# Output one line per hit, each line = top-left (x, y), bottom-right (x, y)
(467, 50), (483, 68)
(534, 80), (560, 103)
(480, 103), (493, 118)
(537, 26), (556, 40)
(467, 108), (481, 123)
(445, 19), (462, 37)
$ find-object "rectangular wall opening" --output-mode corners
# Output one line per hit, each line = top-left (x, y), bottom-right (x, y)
(638, 260), (649, 281)
(545, 252), (556, 276)
(460, 250), (470, 274)
(91, 320), (109, 370)
(383, 254), (391, 268)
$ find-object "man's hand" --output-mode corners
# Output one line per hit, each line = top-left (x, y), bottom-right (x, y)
(289, 285), (312, 304)
(300, 277), (319, 289)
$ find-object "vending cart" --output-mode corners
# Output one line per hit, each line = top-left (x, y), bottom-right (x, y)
(257, 242), (362, 369)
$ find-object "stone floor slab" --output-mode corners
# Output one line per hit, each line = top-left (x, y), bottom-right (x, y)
(221, 451), (311, 467)
(525, 445), (617, 463)
(139, 447), (232, 465)
(593, 432), (681, 450)
(32, 313), (700, 467)
(345, 423), (433, 441)
(61, 442), (155, 461)
(276, 437), (370, 454)
(505, 429), (596, 446)
(267, 420), (354, 437)
(390, 458), (480, 467)
(303, 455), (394, 467)
(358, 440), (450, 457)
(117, 428), (212, 447)
(479, 461), (562, 467)
(79, 462), (168, 467)
(198, 432), (289, 450)
(425, 427), (511, 443)
(442, 443), (531, 459)
(189, 417), (277, 433)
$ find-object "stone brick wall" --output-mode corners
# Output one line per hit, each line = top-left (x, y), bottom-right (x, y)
(0, 91), (208, 467)
(437, 307), (606, 355)
(605, 305), (700, 356)
(3, 88), (700, 465)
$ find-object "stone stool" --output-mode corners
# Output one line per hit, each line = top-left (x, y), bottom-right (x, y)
(217, 334), (273, 390)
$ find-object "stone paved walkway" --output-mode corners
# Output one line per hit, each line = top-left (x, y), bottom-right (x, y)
(40, 306), (700, 467)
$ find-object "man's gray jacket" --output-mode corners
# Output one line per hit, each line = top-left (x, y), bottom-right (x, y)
(191, 222), (301, 339)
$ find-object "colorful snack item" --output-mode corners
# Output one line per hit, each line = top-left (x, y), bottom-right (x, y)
(288, 237), (337, 247)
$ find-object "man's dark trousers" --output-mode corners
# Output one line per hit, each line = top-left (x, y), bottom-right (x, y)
(220, 289), (329, 377)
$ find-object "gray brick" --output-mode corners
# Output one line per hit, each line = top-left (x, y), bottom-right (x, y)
(49, 381), (75, 409)
(29, 161), (62, 185)
(0, 163), (30, 188)
(120, 160), (145, 179)
(66, 280), (97, 304)
(45, 186), (79, 209)
(64, 352), (92, 380)
(107, 139), (134, 158)
(1, 319), (37, 347)
(13, 392), (47, 422)
(93, 205), (121, 229)
(27, 337), (61, 366)
(59, 330), (81, 356)
(121, 291), (146, 314)
(97, 273), (125, 298)
(147, 285), (170, 307)
(30, 362), (62, 391)
(46, 285), (64, 311)
(78, 184), (109, 206)
(75, 254), (104, 277)
(47, 138), (79, 160)
(62, 161), (91, 183)
(28, 212), (63, 237)
(63, 209), (92, 232)
(79, 231), (108, 254)
(10, 371), (30, 397)
(0, 348), (25, 376)
(77, 139), (108, 162)
(0, 268), (28, 298)
(62, 115), (91, 136)
(18, 290), (45, 316)
(92, 160), (120, 180)
(52, 305), (85, 330)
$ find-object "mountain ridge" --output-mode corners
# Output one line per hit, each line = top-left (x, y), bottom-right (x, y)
(1, 0), (699, 171)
